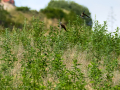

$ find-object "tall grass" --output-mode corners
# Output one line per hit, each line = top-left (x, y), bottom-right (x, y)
(0, 18), (120, 90)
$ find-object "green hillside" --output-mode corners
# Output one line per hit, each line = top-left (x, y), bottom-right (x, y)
(0, 17), (120, 90)
(0, 6), (45, 31)
(0, 1), (120, 89)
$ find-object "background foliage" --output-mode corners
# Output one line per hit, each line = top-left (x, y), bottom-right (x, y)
(46, 0), (92, 26)
(0, 6), (22, 29)
(16, 6), (30, 12)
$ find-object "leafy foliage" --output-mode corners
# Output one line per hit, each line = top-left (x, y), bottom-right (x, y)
(0, 13), (120, 89)
(0, 5), (22, 29)
(47, 0), (92, 26)
(48, 0), (85, 15)
(41, 7), (66, 20)
(16, 6), (30, 12)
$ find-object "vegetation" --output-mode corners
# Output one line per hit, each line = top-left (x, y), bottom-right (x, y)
(0, 0), (92, 30)
(0, 5), (22, 29)
(41, 7), (66, 20)
(0, 5), (44, 30)
(16, 6), (30, 12)
(46, 0), (92, 26)
(0, 16), (120, 89)
(0, 1), (120, 89)
(41, 7), (83, 25)
(48, 0), (88, 15)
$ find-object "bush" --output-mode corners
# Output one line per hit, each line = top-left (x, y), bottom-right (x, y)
(16, 6), (30, 12)
(47, 0), (92, 26)
(41, 7), (66, 20)
(0, 6), (22, 29)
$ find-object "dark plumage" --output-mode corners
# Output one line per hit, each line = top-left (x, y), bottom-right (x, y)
(80, 11), (90, 18)
(60, 22), (67, 31)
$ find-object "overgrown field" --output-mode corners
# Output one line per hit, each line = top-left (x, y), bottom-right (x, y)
(0, 18), (120, 90)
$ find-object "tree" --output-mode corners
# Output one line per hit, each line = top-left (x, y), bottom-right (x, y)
(16, 6), (30, 12)
(47, 0), (92, 26)
(41, 7), (66, 20)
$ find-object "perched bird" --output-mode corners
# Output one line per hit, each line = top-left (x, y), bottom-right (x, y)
(80, 11), (90, 18)
(60, 22), (67, 31)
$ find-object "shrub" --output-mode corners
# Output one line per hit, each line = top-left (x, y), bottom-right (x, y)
(41, 7), (66, 20)
(16, 6), (30, 12)
(0, 6), (22, 29)
(47, 0), (92, 26)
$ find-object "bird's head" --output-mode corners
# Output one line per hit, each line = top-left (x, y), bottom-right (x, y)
(60, 22), (62, 25)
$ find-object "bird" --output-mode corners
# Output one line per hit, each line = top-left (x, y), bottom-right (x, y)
(60, 22), (67, 31)
(80, 11), (90, 18)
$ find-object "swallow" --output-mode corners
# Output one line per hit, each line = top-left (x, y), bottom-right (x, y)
(80, 11), (90, 18)
(60, 22), (67, 31)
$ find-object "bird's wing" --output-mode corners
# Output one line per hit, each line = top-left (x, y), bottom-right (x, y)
(61, 24), (67, 31)
(84, 13), (90, 18)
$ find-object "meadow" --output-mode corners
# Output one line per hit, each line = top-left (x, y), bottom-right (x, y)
(0, 17), (120, 90)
